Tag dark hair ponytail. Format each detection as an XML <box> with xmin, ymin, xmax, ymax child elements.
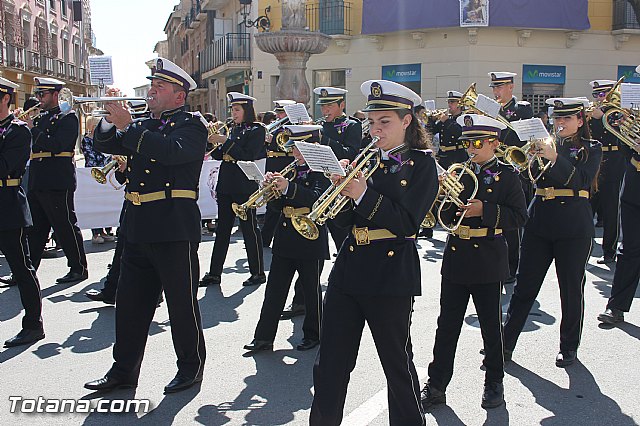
<box><xmin>394</xmin><ymin>109</ymin><xmax>432</xmax><ymax>150</ymax></box>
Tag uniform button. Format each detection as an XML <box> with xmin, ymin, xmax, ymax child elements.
<box><xmin>379</xmin><ymin>163</ymin><xmax>385</xmax><ymax>169</ymax></box>
<box><xmin>127</xmin><ymin>167</ymin><xmax>131</xmax><ymax>172</ymax></box>
<box><xmin>408</xmin><ymin>160</ymin><xmax>414</xmax><ymax>166</ymax></box>
<box><xmin>145</xmin><ymin>169</ymin><xmax>150</xmax><ymax>174</ymax></box>
<box><xmin>151</xmin><ymin>159</ymin><xmax>156</xmax><ymax>162</ymax></box>
<box><xmin>165</xmin><ymin>183</ymin><xmax>170</xmax><ymax>187</ymax></box>
<box><xmin>349</xmin><ymin>245</ymin><xmax>354</xmax><ymax>252</ymax></box>
<box><xmin>473</xmin><ymin>243</ymin><xmax>479</xmax><ymax>248</ymax></box>
<box><xmin>387</xmin><ymin>251</ymin><xmax>394</xmax><ymax>257</ymax></box>
<box><xmin>451</xmin><ymin>246</ymin><xmax>456</xmax><ymax>251</ymax></box>
<box><xmin>400</xmin><ymin>180</ymin><xmax>408</xmax><ymax>187</ymax></box>
<box><xmin>487</xmin><ymin>188</ymin><xmax>493</xmax><ymax>193</ymax></box>
<box><xmin>283</xmin><ymin>222</ymin><xmax>287</xmax><ymax>227</ymax></box>
<box><xmin>140</xmin><ymin>182</ymin><xmax>145</xmax><ymax>187</ymax></box>
<box><xmin>130</xmin><ymin>155</ymin><xmax>134</xmax><ymax>159</ymax></box>
<box><xmin>125</xmin><ymin>179</ymin><xmax>129</xmax><ymax>184</ymax></box>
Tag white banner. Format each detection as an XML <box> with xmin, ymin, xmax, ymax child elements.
<box><xmin>75</xmin><ymin>159</ymin><xmax>266</xmax><ymax>229</ymax></box>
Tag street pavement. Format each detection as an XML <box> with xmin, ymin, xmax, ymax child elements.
<box><xmin>0</xmin><ymin>226</ymin><xmax>638</xmax><ymax>425</ymax></box>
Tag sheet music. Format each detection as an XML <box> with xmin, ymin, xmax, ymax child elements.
<box><xmin>620</xmin><ymin>83</ymin><xmax>640</xmax><ymax>109</ymax></box>
<box><xmin>424</xmin><ymin>100</ymin><xmax>436</xmax><ymax>111</ymax></box>
<box><xmin>295</xmin><ymin>141</ymin><xmax>346</xmax><ymax>176</ymax></box>
<box><xmin>237</xmin><ymin>161</ymin><xmax>265</xmax><ymax>182</ymax></box>
<box><xmin>284</xmin><ymin>103</ymin><xmax>311</xmax><ymax>124</ymax></box>
<box><xmin>475</xmin><ymin>94</ymin><xmax>501</xmax><ymax>118</ymax></box>
<box><xmin>511</xmin><ymin>118</ymin><xmax>550</xmax><ymax>141</ymax></box>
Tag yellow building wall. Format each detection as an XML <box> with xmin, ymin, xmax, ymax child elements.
<box><xmin>589</xmin><ymin>0</ymin><xmax>613</xmax><ymax>31</ymax></box>
<box><xmin>258</xmin><ymin>0</ymin><xmax>362</xmax><ymax>35</ymax></box>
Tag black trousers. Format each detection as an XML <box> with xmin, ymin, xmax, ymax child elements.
<box><xmin>0</xmin><ymin>228</ymin><xmax>42</xmax><ymax>330</ymax></box>
<box><xmin>310</xmin><ymin>286</ymin><xmax>425</xmax><ymax>426</ymax></box>
<box><xmin>289</xmin><ymin>260</ymin><xmax>325</xmax><ymax>307</ymax></box>
<box><xmin>208</xmin><ymin>193</ymin><xmax>264</xmax><ymax>276</ymax></box>
<box><xmin>108</xmin><ymin>240</ymin><xmax>206</xmax><ymax>382</ymax></box>
<box><xmin>327</xmin><ymin>221</ymin><xmax>349</xmax><ymax>252</ymax></box>
<box><xmin>27</xmin><ymin>190</ymin><xmax>87</xmax><ymax>274</ymax></box>
<box><xmin>428</xmin><ymin>278</ymin><xmax>504</xmax><ymax>390</ymax></box>
<box><xmin>102</xmin><ymin>228</ymin><xmax>124</xmax><ymax>298</ymax></box>
<box><xmin>607</xmin><ymin>198</ymin><xmax>640</xmax><ymax>312</ymax></box>
<box><xmin>260</xmin><ymin>201</ymin><xmax>281</xmax><ymax>247</ymax></box>
<box><xmin>504</xmin><ymin>176</ymin><xmax>533</xmax><ymax>280</ymax></box>
<box><xmin>254</xmin><ymin>255</ymin><xmax>322</xmax><ymax>342</ymax></box>
<box><xmin>591</xmin><ymin>153</ymin><xmax>625</xmax><ymax>259</ymax></box>
<box><xmin>504</xmin><ymin>232</ymin><xmax>592</xmax><ymax>353</ymax></box>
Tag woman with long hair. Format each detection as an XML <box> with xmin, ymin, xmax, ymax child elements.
<box><xmin>503</xmin><ymin>98</ymin><xmax>602</xmax><ymax>367</ymax></box>
<box><xmin>200</xmin><ymin>92</ymin><xmax>266</xmax><ymax>287</ymax></box>
<box><xmin>310</xmin><ymin>80</ymin><xmax>439</xmax><ymax>426</ymax></box>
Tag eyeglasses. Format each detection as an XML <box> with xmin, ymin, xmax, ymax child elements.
<box><xmin>35</xmin><ymin>91</ymin><xmax>51</xmax><ymax>98</ymax></box>
<box><xmin>592</xmin><ymin>92</ymin><xmax>607</xmax><ymax>98</ymax></box>
<box><xmin>461</xmin><ymin>138</ymin><xmax>496</xmax><ymax>149</ymax></box>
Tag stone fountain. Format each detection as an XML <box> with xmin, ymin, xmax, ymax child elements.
<box><xmin>254</xmin><ymin>0</ymin><xmax>331</xmax><ymax>107</ymax></box>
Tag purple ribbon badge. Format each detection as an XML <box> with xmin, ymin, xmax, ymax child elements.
<box><xmin>483</xmin><ymin>169</ymin><xmax>501</xmax><ymax>185</ymax></box>
<box><xmin>334</xmin><ymin>121</ymin><xmax>349</xmax><ymax>134</ymax></box>
<box><xmin>569</xmin><ymin>146</ymin><xmax>582</xmax><ymax>160</ymax></box>
<box><xmin>388</xmin><ymin>152</ymin><xmax>410</xmax><ymax>174</ymax></box>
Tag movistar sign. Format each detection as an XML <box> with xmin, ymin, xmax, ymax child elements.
<box><xmin>522</xmin><ymin>64</ymin><xmax>566</xmax><ymax>84</ymax></box>
<box><xmin>617</xmin><ymin>65</ymin><xmax>640</xmax><ymax>84</ymax></box>
<box><xmin>382</xmin><ymin>63</ymin><xmax>421</xmax><ymax>83</ymax></box>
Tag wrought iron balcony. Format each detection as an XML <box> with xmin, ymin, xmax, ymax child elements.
<box><xmin>613</xmin><ymin>0</ymin><xmax>640</xmax><ymax>30</ymax></box>
<box><xmin>5</xmin><ymin>44</ymin><xmax>26</xmax><ymax>70</ymax></box>
<box><xmin>200</xmin><ymin>33</ymin><xmax>251</xmax><ymax>75</ymax></box>
<box><xmin>306</xmin><ymin>0</ymin><xmax>353</xmax><ymax>36</ymax></box>
<box><xmin>26</xmin><ymin>51</ymin><xmax>42</xmax><ymax>73</ymax></box>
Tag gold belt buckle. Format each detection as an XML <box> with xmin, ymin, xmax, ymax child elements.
<box><xmin>354</xmin><ymin>227</ymin><xmax>370</xmax><ymax>245</ymax></box>
<box><xmin>129</xmin><ymin>192</ymin><xmax>141</xmax><ymax>206</ymax></box>
<box><xmin>283</xmin><ymin>206</ymin><xmax>294</xmax><ymax>218</ymax></box>
<box><xmin>457</xmin><ymin>225</ymin><xmax>471</xmax><ymax>240</ymax></box>
<box><xmin>543</xmin><ymin>187</ymin><xmax>555</xmax><ymax>200</ymax></box>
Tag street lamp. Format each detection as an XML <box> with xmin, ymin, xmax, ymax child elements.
<box><xmin>238</xmin><ymin>0</ymin><xmax>271</xmax><ymax>31</ymax></box>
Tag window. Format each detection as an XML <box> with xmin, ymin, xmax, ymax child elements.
<box><xmin>312</xmin><ymin>69</ymin><xmax>346</xmax><ymax>118</ymax></box>
<box><xmin>522</xmin><ymin>84</ymin><xmax>564</xmax><ymax>115</ymax></box>
<box><xmin>49</xmin><ymin>0</ymin><xmax>56</xmax><ymax>12</ymax></box>
<box><xmin>61</xmin><ymin>0</ymin><xmax>68</xmax><ymax>17</ymax></box>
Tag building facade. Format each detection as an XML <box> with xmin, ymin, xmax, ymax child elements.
<box><xmin>0</xmin><ymin>0</ymin><xmax>99</xmax><ymax>108</ymax></box>
<box><xmin>161</xmin><ymin>0</ymin><xmax>640</xmax><ymax>118</ymax></box>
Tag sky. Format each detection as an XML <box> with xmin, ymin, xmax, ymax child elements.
<box><xmin>89</xmin><ymin>0</ymin><xmax>178</xmax><ymax>96</ymax></box>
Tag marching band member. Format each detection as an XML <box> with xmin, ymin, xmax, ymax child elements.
<box><xmin>25</xmin><ymin>77</ymin><xmax>88</xmax><ymax>283</ymax></box>
<box><xmin>200</xmin><ymin>92</ymin><xmax>266</xmax><ymax>287</ymax></box>
<box><xmin>244</xmin><ymin>124</ymin><xmax>329</xmax><ymax>353</ymax></box>
<box><xmin>598</xmin><ymin>66</ymin><xmax>640</xmax><ymax>324</ymax></box>
<box><xmin>588</xmin><ymin>79</ymin><xmax>625</xmax><ymax>264</ymax></box>
<box><xmin>314</xmin><ymin>86</ymin><xmax>363</xmax><ymax>248</ymax></box>
<box><xmin>421</xmin><ymin>114</ymin><xmax>527</xmax><ymax>410</ymax></box>
<box><xmin>433</xmin><ymin>90</ymin><xmax>467</xmax><ymax>169</ymax></box>
<box><xmin>261</xmin><ymin>99</ymin><xmax>295</xmax><ymax>247</ymax></box>
<box><xmin>86</xmin><ymin>57</ymin><xmax>207</xmax><ymax>393</ymax></box>
<box><xmin>489</xmin><ymin>71</ymin><xmax>534</xmax><ymax>285</ymax></box>
<box><xmin>503</xmin><ymin>98</ymin><xmax>602</xmax><ymax>367</ymax></box>
<box><xmin>310</xmin><ymin>80</ymin><xmax>438</xmax><ymax>426</ymax></box>
<box><xmin>0</xmin><ymin>77</ymin><xmax>44</xmax><ymax>347</ymax></box>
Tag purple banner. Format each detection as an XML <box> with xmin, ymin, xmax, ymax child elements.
<box><xmin>362</xmin><ymin>0</ymin><xmax>590</xmax><ymax>34</ymax></box>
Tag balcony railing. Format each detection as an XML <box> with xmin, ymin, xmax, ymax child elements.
<box><xmin>69</xmin><ymin>64</ymin><xmax>77</xmax><ymax>80</ymax></box>
<box><xmin>80</xmin><ymin>67</ymin><xmax>87</xmax><ymax>83</ymax></box>
<box><xmin>6</xmin><ymin>44</ymin><xmax>26</xmax><ymax>69</ymax></box>
<box><xmin>306</xmin><ymin>1</ymin><xmax>352</xmax><ymax>36</ymax></box>
<box><xmin>26</xmin><ymin>50</ymin><xmax>42</xmax><ymax>72</ymax></box>
<box><xmin>613</xmin><ymin>0</ymin><xmax>640</xmax><ymax>30</ymax></box>
<box><xmin>57</xmin><ymin>60</ymin><xmax>66</xmax><ymax>78</ymax></box>
<box><xmin>200</xmin><ymin>33</ymin><xmax>251</xmax><ymax>74</ymax></box>
<box><xmin>44</xmin><ymin>56</ymin><xmax>55</xmax><ymax>75</ymax></box>
<box><xmin>191</xmin><ymin>70</ymin><xmax>208</xmax><ymax>90</ymax></box>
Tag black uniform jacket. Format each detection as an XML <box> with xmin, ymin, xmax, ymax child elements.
<box><xmin>433</xmin><ymin>113</ymin><xmax>467</xmax><ymax>166</ymax></box>
<box><xmin>271</xmin><ymin>163</ymin><xmax>331</xmax><ymax>260</ymax></box>
<box><xmin>621</xmin><ymin>146</ymin><xmax>640</xmax><ymax>207</ymax></box>
<box><xmin>329</xmin><ymin>145</ymin><xmax>439</xmax><ymax>296</ymax></box>
<box><xmin>29</xmin><ymin>106</ymin><xmax>79</xmax><ymax>191</ymax></box>
<box><xmin>0</xmin><ymin>114</ymin><xmax>32</xmax><ymax>230</ymax></box>
<box><xmin>440</xmin><ymin>158</ymin><xmax>528</xmax><ymax>284</ymax></box>
<box><xmin>265</xmin><ymin>126</ymin><xmax>295</xmax><ymax>173</ymax></box>
<box><xmin>212</xmin><ymin>122</ymin><xmax>265</xmax><ymax>195</ymax></box>
<box><xmin>93</xmin><ymin>106</ymin><xmax>207</xmax><ymax>243</ymax></box>
<box><xmin>321</xmin><ymin>115</ymin><xmax>362</xmax><ymax>161</ymax></box>
<box><xmin>499</xmin><ymin>97</ymin><xmax>533</xmax><ymax>148</ymax></box>
<box><xmin>528</xmin><ymin>137</ymin><xmax>602</xmax><ymax>240</ymax></box>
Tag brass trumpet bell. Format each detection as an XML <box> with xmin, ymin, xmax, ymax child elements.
<box><xmin>601</xmin><ymin>77</ymin><xmax>640</xmax><ymax>154</ymax></box>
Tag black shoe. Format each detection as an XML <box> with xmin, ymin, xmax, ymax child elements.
<box><xmin>84</xmin><ymin>376</ymin><xmax>137</xmax><ymax>392</ymax></box>
<box><xmin>164</xmin><ymin>373</ymin><xmax>203</xmax><ymax>394</ymax></box>
<box><xmin>597</xmin><ymin>308</ymin><xmax>624</xmax><ymax>324</ymax></box>
<box><xmin>555</xmin><ymin>350</ymin><xmax>577</xmax><ymax>367</ymax></box>
<box><xmin>297</xmin><ymin>338</ymin><xmax>319</xmax><ymax>351</ymax></box>
<box><xmin>420</xmin><ymin>383</ymin><xmax>446</xmax><ymax>409</ymax></box>
<box><xmin>597</xmin><ymin>256</ymin><xmax>616</xmax><ymax>265</ymax></box>
<box><xmin>56</xmin><ymin>270</ymin><xmax>88</xmax><ymax>284</ymax></box>
<box><xmin>85</xmin><ymin>289</ymin><xmax>115</xmax><ymax>305</ymax></box>
<box><xmin>0</xmin><ymin>274</ymin><xmax>16</xmax><ymax>286</ymax></box>
<box><xmin>243</xmin><ymin>340</ymin><xmax>273</xmax><ymax>352</ymax></box>
<box><xmin>243</xmin><ymin>274</ymin><xmax>266</xmax><ymax>287</ymax></box>
<box><xmin>280</xmin><ymin>303</ymin><xmax>306</xmax><ymax>320</ymax></box>
<box><xmin>481</xmin><ymin>382</ymin><xmax>504</xmax><ymax>409</ymax></box>
<box><xmin>4</xmin><ymin>328</ymin><xmax>45</xmax><ymax>347</ymax></box>
<box><xmin>199</xmin><ymin>272</ymin><xmax>221</xmax><ymax>287</ymax></box>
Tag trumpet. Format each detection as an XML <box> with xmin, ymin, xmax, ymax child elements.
<box><xmin>15</xmin><ymin>103</ymin><xmax>41</xmax><ymax>120</ymax></box>
<box><xmin>291</xmin><ymin>137</ymin><xmax>381</xmax><ymax>240</ymax></box>
<box><xmin>526</xmin><ymin>127</ymin><xmax>562</xmax><ymax>183</ymax></box>
<box><xmin>421</xmin><ymin>108</ymin><xmax>449</xmax><ymax>122</ymax></box>
<box><xmin>91</xmin><ymin>156</ymin><xmax>126</xmax><ymax>190</ymax></box>
<box><xmin>205</xmin><ymin>121</ymin><xmax>231</xmax><ymax>155</ymax></box>
<box><xmin>458</xmin><ymin>82</ymin><xmax>517</xmax><ymax>134</ymax></box>
<box><xmin>314</xmin><ymin>115</ymin><xmax>328</xmax><ymax>125</ymax></box>
<box><xmin>59</xmin><ymin>88</ymin><xmax>148</xmax><ymax>117</ymax></box>
<box><xmin>231</xmin><ymin>161</ymin><xmax>297</xmax><ymax>221</ymax></box>
<box><xmin>265</xmin><ymin>116</ymin><xmax>289</xmax><ymax>134</ymax></box>
<box><xmin>601</xmin><ymin>77</ymin><xmax>640</xmax><ymax>154</ymax></box>
<box><xmin>436</xmin><ymin>157</ymin><xmax>479</xmax><ymax>232</ymax></box>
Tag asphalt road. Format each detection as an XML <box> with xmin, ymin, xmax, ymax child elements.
<box><xmin>0</xmin><ymin>227</ymin><xmax>638</xmax><ymax>425</ymax></box>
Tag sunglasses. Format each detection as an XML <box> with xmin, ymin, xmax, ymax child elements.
<box><xmin>35</xmin><ymin>91</ymin><xmax>52</xmax><ymax>98</ymax></box>
<box><xmin>592</xmin><ymin>92</ymin><xmax>607</xmax><ymax>98</ymax></box>
<box><xmin>461</xmin><ymin>138</ymin><xmax>496</xmax><ymax>149</ymax></box>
